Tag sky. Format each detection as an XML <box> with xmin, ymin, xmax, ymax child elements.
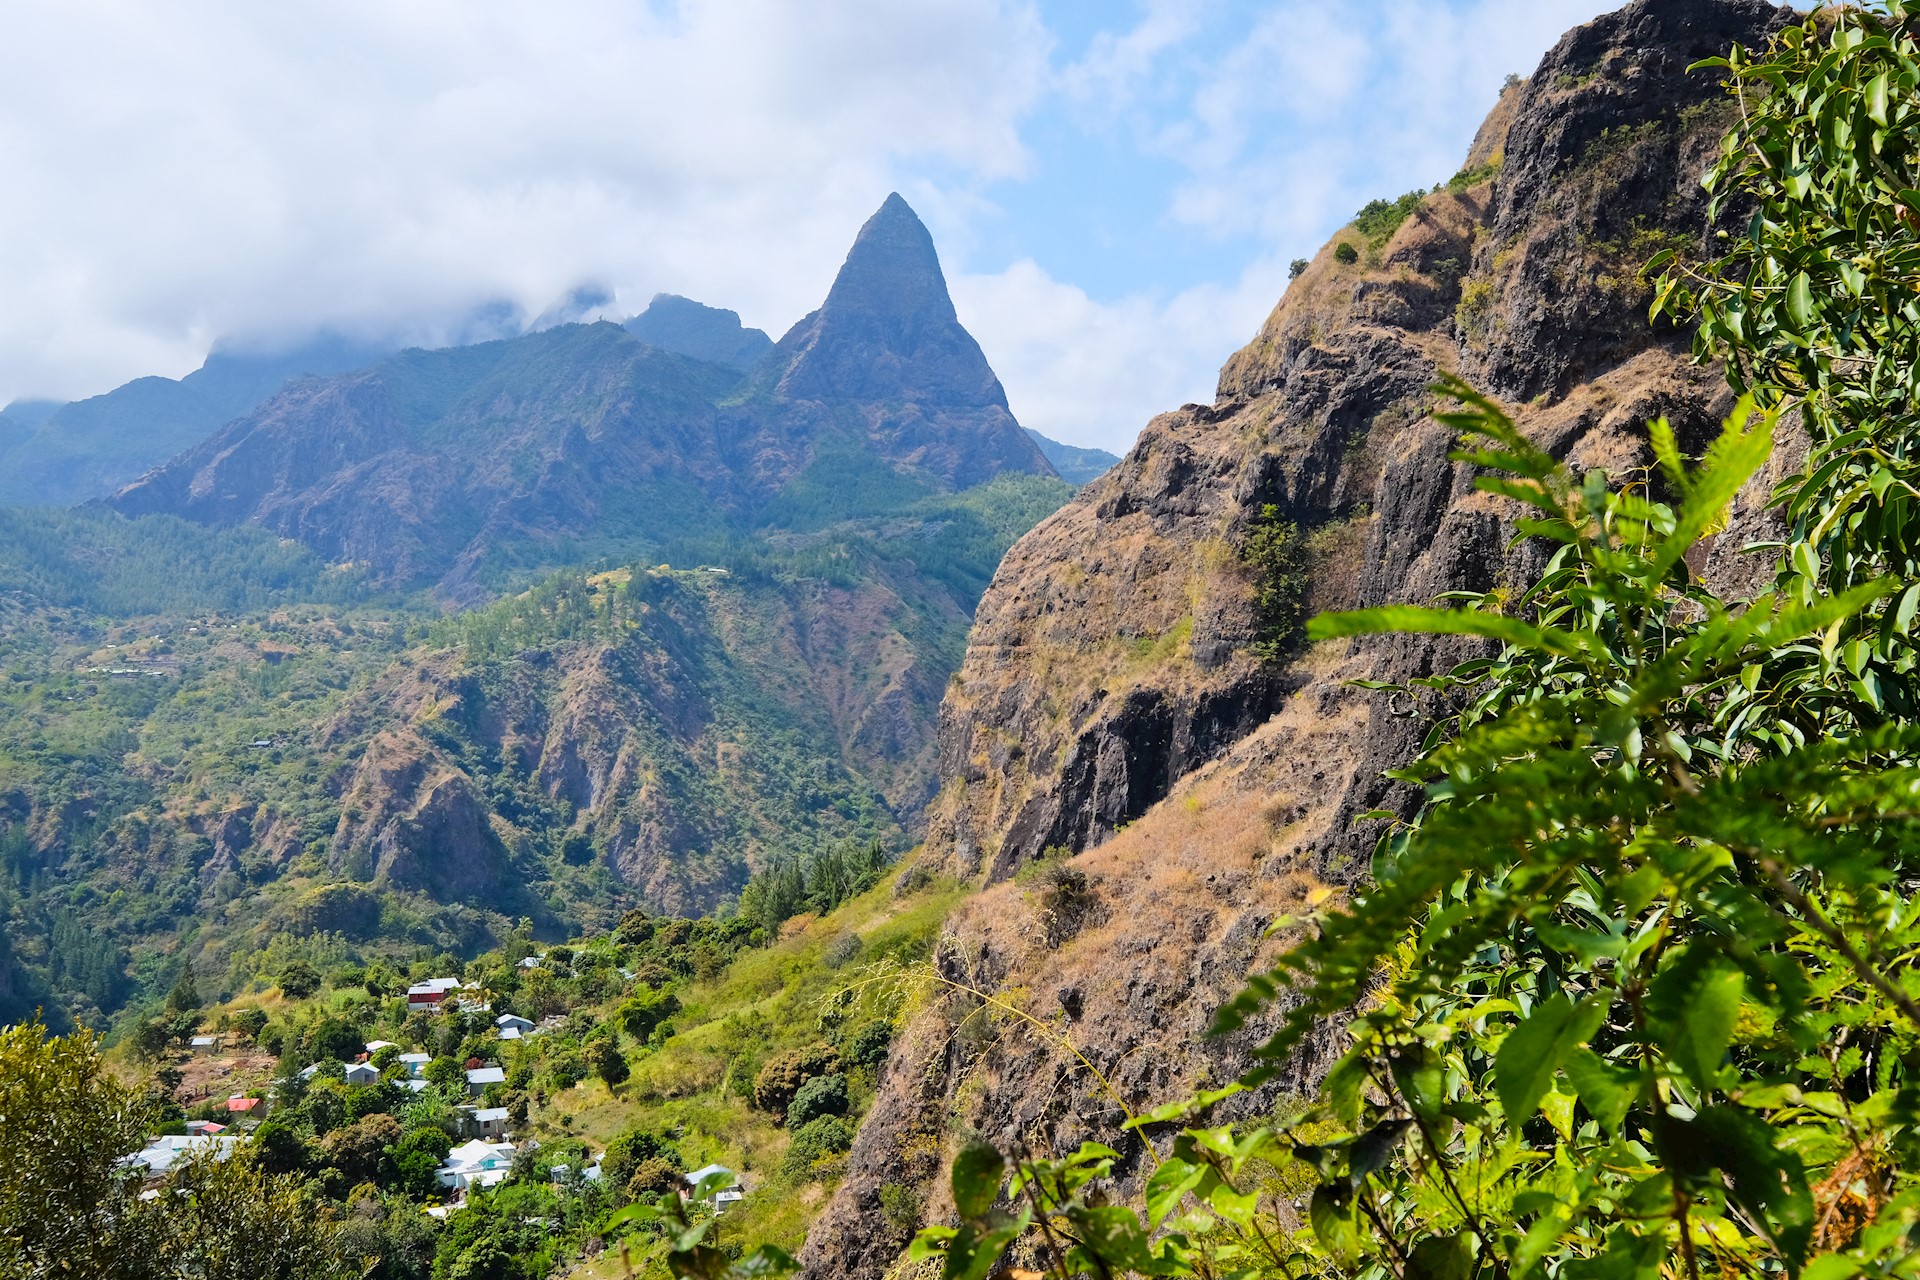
<box><xmin>0</xmin><ymin>0</ymin><xmax>1625</xmax><ymax>453</ymax></box>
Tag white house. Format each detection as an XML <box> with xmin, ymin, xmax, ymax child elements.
<box><xmin>685</xmin><ymin>1163</ymin><xmax>745</xmax><ymax>1212</ymax></box>
<box><xmin>365</xmin><ymin>1040</ymin><xmax>397</xmax><ymax>1054</ymax></box>
<box><xmin>465</xmin><ymin>1065</ymin><xmax>506</xmax><ymax>1097</ymax></box>
<box><xmin>436</xmin><ymin>1139</ymin><xmax>517</xmax><ymax>1192</ymax></box>
<box><xmin>343</xmin><ymin>1062</ymin><xmax>381</xmax><ymax>1086</ymax></box>
<box><xmin>125</xmin><ymin>1134</ymin><xmax>240</xmax><ymax>1179</ymax></box>
<box><xmin>496</xmin><ymin>1013</ymin><xmax>534</xmax><ymax>1036</ymax></box>
<box><xmin>397</xmin><ymin>1052</ymin><xmax>431</xmax><ymax>1078</ymax></box>
<box><xmin>517</xmin><ymin>955</ymin><xmax>542</xmax><ymax>970</ymax></box>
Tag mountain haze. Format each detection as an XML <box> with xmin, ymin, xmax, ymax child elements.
<box><xmin>0</xmin><ymin>335</ymin><xmax>394</xmax><ymax>507</ymax></box>
<box><xmin>110</xmin><ymin>194</ymin><xmax>1056</xmax><ymax>599</ymax></box>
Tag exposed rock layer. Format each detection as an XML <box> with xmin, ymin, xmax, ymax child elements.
<box><xmin>802</xmin><ymin>2</ymin><xmax>1791</xmax><ymax>1273</ymax></box>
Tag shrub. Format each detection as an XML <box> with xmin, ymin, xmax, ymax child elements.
<box><xmin>1288</xmin><ymin>258</ymin><xmax>1309</xmax><ymax>279</ymax></box>
<box><xmin>783</xmin><ymin>1116</ymin><xmax>854</xmax><ymax>1177</ymax></box>
<box><xmin>843</xmin><ymin>1019</ymin><xmax>893</xmax><ymax>1072</ymax></box>
<box><xmin>625</xmin><ymin>1157</ymin><xmax>683</xmax><ymax>1202</ymax></box>
<box><xmin>822</xmin><ymin>932</ymin><xmax>863</xmax><ymax>969</ymax></box>
<box><xmin>1352</xmin><ymin>188</ymin><xmax>1427</xmax><ymax>243</ymax></box>
<box><xmin>1333</xmin><ymin>241</ymin><xmax>1359</xmax><ymax>265</ymax></box>
<box><xmin>753</xmin><ymin>1043</ymin><xmax>840</xmax><ymax>1115</ymax></box>
<box><xmin>879</xmin><ymin>1181</ymin><xmax>920</xmax><ymax>1233</ymax></box>
<box><xmin>1455</xmin><ymin>277</ymin><xmax>1497</xmax><ymax>344</ymax></box>
<box><xmin>786</xmin><ymin>1073</ymin><xmax>848</xmax><ymax>1128</ymax></box>
<box><xmin>1241</xmin><ymin>504</ymin><xmax>1310</xmax><ymax>663</ymax></box>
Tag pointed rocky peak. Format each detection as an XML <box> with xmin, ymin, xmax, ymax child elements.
<box><xmin>816</xmin><ymin>192</ymin><xmax>958</xmax><ymax>328</ymax></box>
<box><xmin>772</xmin><ymin>194</ymin><xmax>1007</xmax><ymax>411</ymax></box>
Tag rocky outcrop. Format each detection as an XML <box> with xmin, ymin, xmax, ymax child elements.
<box><xmin>107</xmin><ymin>196</ymin><xmax>1055</xmax><ymax>599</ymax></box>
<box><xmin>803</xmin><ymin>2</ymin><xmax>1790</xmax><ymax>1274</ymax></box>
<box><xmin>623</xmin><ymin>294</ymin><xmax>774</xmax><ymax>372</ymax></box>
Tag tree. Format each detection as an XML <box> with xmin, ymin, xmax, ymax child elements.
<box><xmin>250</xmin><ymin>1120</ymin><xmax>308</xmax><ymax>1176</ymax></box>
<box><xmin>0</xmin><ymin>1020</ymin><xmax>156</xmax><ymax>1278</ymax></box>
<box><xmin>166</xmin><ymin>967</ymin><xmax>201</xmax><ymax>1013</ymax></box>
<box><xmin>306</xmin><ymin>1016</ymin><xmax>365</xmax><ymax>1064</ymax></box>
<box><xmin>228</xmin><ymin>1007</ymin><xmax>268</xmax><ymax>1043</ymax></box>
<box><xmin>277</xmin><ymin>960</ymin><xmax>322</xmax><ymax>1000</ymax></box>
<box><xmin>752</xmin><ymin>1043</ymin><xmax>840</xmax><ymax>1117</ymax></box>
<box><xmin>128</xmin><ymin>1018</ymin><xmax>171</xmax><ymax>1064</ymax></box>
<box><xmin>785</xmin><ymin>1073</ymin><xmax>847</xmax><ymax>1128</ymax></box>
<box><xmin>614</xmin><ymin>985</ymin><xmax>678</xmax><ymax>1042</ymax></box>
<box><xmin>423</xmin><ymin>1055</ymin><xmax>466</xmax><ymax>1093</ymax></box>
<box><xmin>0</xmin><ymin>1020</ymin><xmax>350</xmax><ymax>1278</ymax></box>
<box><xmin>601</xmin><ymin>1125</ymin><xmax>682</xmax><ymax>1191</ymax></box>
<box><xmin>586</xmin><ymin>1035</ymin><xmax>629</xmax><ymax>1088</ymax></box>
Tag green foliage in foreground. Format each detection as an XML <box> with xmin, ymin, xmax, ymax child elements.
<box><xmin>917</xmin><ymin>7</ymin><xmax>1920</xmax><ymax>1278</ymax></box>
<box><xmin>0</xmin><ymin>1019</ymin><xmax>352</xmax><ymax>1278</ymax></box>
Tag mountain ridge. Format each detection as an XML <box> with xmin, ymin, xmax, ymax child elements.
<box><xmin>107</xmin><ymin>195</ymin><xmax>1057</xmax><ymax>599</ymax></box>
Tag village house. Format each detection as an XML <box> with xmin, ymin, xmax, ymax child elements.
<box><xmin>125</xmin><ymin>1134</ymin><xmax>240</xmax><ymax>1180</ymax></box>
<box><xmin>225</xmin><ymin>1096</ymin><xmax>261</xmax><ymax>1120</ymax></box>
<box><xmin>397</xmin><ymin>1052</ymin><xmax>431</xmax><ymax>1077</ymax></box>
<box><xmin>496</xmin><ymin>1013</ymin><xmax>534</xmax><ymax>1036</ymax></box>
<box><xmin>406</xmin><ymin>978</ymin><xmax>462</xmax><ymax>1012</ymax></box>
<box><xmin>342</xmin><ymin>1061</ymin><xmax>380</xmax><ymax>1086</ymax></box>
<box><xmin>435</xmin><ymin>1139</ymin><xmax>516</xmax><ymax>1192</ymax></box>
<box><xmin>685</xmin><ymin>1163</ymin><xmax>745</xmax><ymax>1213</ymax></box>
<box><xmin>464</xmin><ymin>1065</ymin><xmax>505</xmax><ymax>1097</ymax></box>
<box><xmin>468</xmin><ymin>1107</ymin><xmax>510</xmax><ymax>1141</ymax></box>
<box><xmin>188</xmin><ymin>1034</ymin><xmax>222</xmax><ymax>1056</ymax></box>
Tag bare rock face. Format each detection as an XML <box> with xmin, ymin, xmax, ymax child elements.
<box><xmin>803</xmin><ymin>2</ymin><xmax>1790</xmax><ymax>1274</ymax></box>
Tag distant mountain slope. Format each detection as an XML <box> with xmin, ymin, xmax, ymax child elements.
<box><xmin>624</xmin><ymin>294</ymin><xmax>774</xmax><ymax>372</ymax></box>
<box><xmin>1023</xmin><ymin>428</ymin><xmax>1120</xmax><ymax>486</ymax></box>
<box><xmin>0</xmin><ymin>196</ymin><xmax>1075</xmax><ymax>1028</ymax></box>
<box><xmin>110</xmin><ymin>195</ymin><xmax>1057</xmax><ymax>600</ymax></box>
<box><xmin>0</xmin><ymin>335</ymin><xmax>393</xmax><ymax>506</ymax></box>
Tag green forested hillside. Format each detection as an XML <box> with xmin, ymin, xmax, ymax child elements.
<box><xmin>0</xmin><ymin>471</ymin><xmax>1070</xmax><ymax>1032</ymax></box>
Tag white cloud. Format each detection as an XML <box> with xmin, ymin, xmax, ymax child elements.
<box><xmin>946</xmin><ymin>0</ymin><xmax>1618</xmax><ymax>454</ymax></box>
<box><xmin>0</xmin><ymin>0</ymin><xmax>1048</xmax><ymax>400</ymax></box>
<box><xmin>953</xmin><ymin>254</ymin><xmax>1290</xmax><ymax>454</ymax></box>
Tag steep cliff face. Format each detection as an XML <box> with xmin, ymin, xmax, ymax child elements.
<box><xmin>803</xmin><ymin>2</ymin><xmax>1790</xmax><ymax>1273</ymax></box>
<box><xmin>107</xmin><ymin>196</ymin><xmax>1054</xmax><ymax>600</ymax></box>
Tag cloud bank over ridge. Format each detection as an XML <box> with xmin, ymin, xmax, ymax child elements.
<box><xmin>0</xmin><ymin>0</ymin><xmax>1615</xmax><ymax>452</ymax></box>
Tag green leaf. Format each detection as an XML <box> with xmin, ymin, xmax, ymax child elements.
<box><xmin>1407</xmin><ymin>1233</ymin><xmax>1474</xmax><ymax>1280</ymax></box>
<box><xmin>1646</xmin><ymin>948</ymin><xmax>1744</xmax><ymax>1094</ymax></box>
<box><xmin>1308</xmin><ymin>605</ymin><xmax>1594</xmax><ymax>659</ymax></box>
<box><xmin>1348</xmin><ymin>1118</ymin><xmax>1414</xmax><ymax>1180</ymax></box>
<box><xmin>1145</xmin><ymin>1158</ymin><xmax>1207</xmax><ymax>1228</ymax></box>
<box><xmin>949</xmin><ymin>1142</ymin><xmax>1004</xmax><ymax>1222</ymax></box>
<box><xmin>1308</xmin><ymin>1183</ymin><xmax>1362</xmax><ymax>1261</ymax></box>
<box><xmin>1786</xmin><ymin>272</ymin><xmax>1816</xmax><ymax>332</ymax></box>
<box><xmin>1565</xmin><ymin>1046</ymin><xmax>1637</xmax><ymax>1134</ymax></box>
<box><xmin>1867</xmin><ymin>71</ymin><xmax>1890</xmax><ymax>126</ymax></box>
<box><xmin>1494</xmin><ymin>993</ymin><xmax>1606</xmax><ymax>1125</ymax></box>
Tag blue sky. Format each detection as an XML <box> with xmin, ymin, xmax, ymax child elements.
<box><xmin>0</xmin><ymin>0</ymin><xmax>1636</xmax><ymax>452</ymax></box>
